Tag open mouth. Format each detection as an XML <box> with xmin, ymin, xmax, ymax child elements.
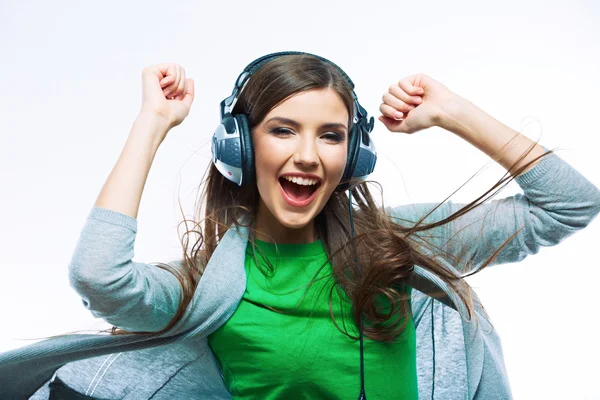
<box><xmin>278</xmin><ymin>176</ymin><xmax>322</xmax><ymax>207</ymax></box>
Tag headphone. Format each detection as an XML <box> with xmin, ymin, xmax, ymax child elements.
<box><xmin>211</xmin><ymin>51</ymin><xmax>377</xmax><ymax>188</ymax></box>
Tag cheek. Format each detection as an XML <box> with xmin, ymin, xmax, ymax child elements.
<box><xmin>323</xmin><ymin>145</ymin><xmax>348</xmax><ymax>182</ymax></box>
<box><xmin>253</xmin><ymin>139</ymin><xmax>288</xmax><ymax>198</ymax></box>
<box><xmin>254</xmin><ymin>156</ymin><xmax>276</xmax><ymax>191</ymax></box>
<box><xmin>254</xmin><ymin>138</ymin><xmax>286</xmax><ymax>176</ymax></box>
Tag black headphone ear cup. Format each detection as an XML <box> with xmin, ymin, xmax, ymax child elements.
<box><xmin>235</xmin><ymin>113</ymin><xmax>254</xmax><ymax>186</ymax></box>
<box><xmin>342</xmin><ymin>125</ymin><xmax>360</xmax><ymax>184</ymax></box>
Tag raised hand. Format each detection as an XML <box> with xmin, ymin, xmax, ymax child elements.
<box><xmin>140</xmin><ymin>63</ymin><xmax>195</xmax><ymax>130</ymax></box>
<box><xmin>378</xmin><ymin>73</ymin><xmax>456</xmax><ymax>134</ymax></box>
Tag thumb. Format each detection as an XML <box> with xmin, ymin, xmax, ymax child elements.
<box><xmin>378</xmin><ymin>115</ymin><xmax>410</xmax><ymax>133</ymax></box>
<box><xmin>181</xmin><ymin>78</ymin><xmax>195</xmax><ymax>108</ymax></box>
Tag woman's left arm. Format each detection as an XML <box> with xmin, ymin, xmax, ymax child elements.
<box><xmin>437</xmin><ymin>95</ymin><xmax>547</xmax><ymax>174</ymax></box>
<box><xmin>379</xmin><ymin>73</ymin><xmax>546</xmax><ymax>174</ymax></box>
<box><xmin>379</xmin><ymin>74</ymin><xmax>600</xmax><ymax>271</ymax></box>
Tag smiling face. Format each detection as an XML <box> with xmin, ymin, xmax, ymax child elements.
<box><xmin>252</xmin><ymin>87</ymin><xmax>349</xmax><ymax>243</ymax></box>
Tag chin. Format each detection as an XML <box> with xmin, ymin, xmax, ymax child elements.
<box><xmin>255</xmin><ymin>190</ymin><xmax>330</xmax><ymax>240</ymax></box>
<box><xmin>275</xmin><ymin>210</ymin><xmax>317</xmax><ymax>229</ymax></box>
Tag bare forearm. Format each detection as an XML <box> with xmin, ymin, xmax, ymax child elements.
<box><xmin>437</xmin><ymin>96</ymin><xmax>546</xmax><ymax>175</ymax></box>
<box><xmin>94</xmin><ymin>113</ymin><xmax>170</xmax><ymax>219</ymax></box>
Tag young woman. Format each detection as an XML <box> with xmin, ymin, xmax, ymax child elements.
<box><xmin>1</xmin><ymin>51</ymin><xmax>599</xmax><ymax>399</ymax></box>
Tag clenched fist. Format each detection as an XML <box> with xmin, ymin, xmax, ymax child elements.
<box><xmin>378</xmin><ymin>73</ymin><xmax>457</xmax><ymax>134</ymax></box>
<box><xmin>140</xmin><ymin>63</ymin><xmax>195</xmax><ymax>130</ymax></box>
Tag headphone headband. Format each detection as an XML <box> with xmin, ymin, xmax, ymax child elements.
<box><xmin>222</xmin><ymin>51</ymin><xmax>356</xmax><ymax>118</ymax></box>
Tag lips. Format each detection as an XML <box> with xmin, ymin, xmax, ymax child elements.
<box><xmin>279</xmin><ymin>176</ymin><xmax>322</xmax><ymax>207</ymax></box>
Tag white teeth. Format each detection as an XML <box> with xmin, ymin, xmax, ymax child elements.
<box><xmin>283</xmin><ymin>176</ymin><xmax>319</xmax><ymax>186</ymax></box>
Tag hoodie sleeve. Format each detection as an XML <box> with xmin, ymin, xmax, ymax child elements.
<box><xmin>387</xmin><ymin>150</ymin><xmax>600</xmax><ymax>274</ymax></box>
<box><xmin>68</xmin><ymin>207</ymin><xmax>182</xmax><ymax>332</ymax></box>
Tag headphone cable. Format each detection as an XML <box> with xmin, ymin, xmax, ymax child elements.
<box><xmin>348</xmin><ymin>190</ymin><xmax>367</xmax><ymax>400</ymax></box>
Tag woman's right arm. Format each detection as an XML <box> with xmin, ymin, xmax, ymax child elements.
<box><xmin>94</xmin><ymin>114</ymin><xmax>169</xmax><ymax>220</ymax></box>
<box><xmin>69</xmin><ymin>64</ymin><xmax>195</xmax><ymax>333</ymax></box>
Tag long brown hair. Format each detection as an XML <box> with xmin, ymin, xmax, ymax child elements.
<box><xmin>110</xmin><ymin>54</ymin><xmax>551</xmax><ymax>342</ymax></box>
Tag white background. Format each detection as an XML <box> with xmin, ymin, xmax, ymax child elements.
<box><xmin>1</xmin><ymin>0</ymin><xmax>599</xmax><ymax>398</ymax></box>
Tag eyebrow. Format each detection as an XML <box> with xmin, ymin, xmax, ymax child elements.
<box><xmin>265</xmin><ymin>117</ymin><xmax>348</xmax><ymax>133</ymax></box>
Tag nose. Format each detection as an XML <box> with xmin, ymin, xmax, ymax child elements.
<box><xmin>293</xmin><ymin>135</ymin><xmax>319</xmax><ymax>168</ymax></box>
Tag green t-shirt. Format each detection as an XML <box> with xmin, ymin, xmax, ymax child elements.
<box><xmin>207</xmin><ymin>239</ymin><xmax>418</xmax><ymax>399</ymax></box>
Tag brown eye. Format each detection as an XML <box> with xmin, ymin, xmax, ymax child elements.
<box><xmin>270</xmin><ymin>128</ymin><xmax>294</xmax><ymax>136</ymax></box>
<box><xmin>322</xmin><ymin>132</ymin><xmax>344</xmax><ymax>143</ymax></box>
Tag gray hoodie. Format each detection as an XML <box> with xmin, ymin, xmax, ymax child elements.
<box><xmin>1</xmin><ymin>150</ymin><xmax>599</xmax><ymax>399</ymax></box>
